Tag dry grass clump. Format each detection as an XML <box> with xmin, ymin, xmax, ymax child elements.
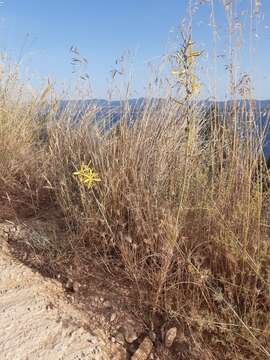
<box><xmin>0</xmin><ymin>3</ymin><xmax>270</xmax><ymax>354</ymax></box>
<box><xmin>0</xmin><ymin>71</ymin><xmax>53</xmax><ymax>218</ymax></box>
<box><xmin>1</xmin><ymin>74</ymin><xmax>269</xmax><ymax>358</ymax></box>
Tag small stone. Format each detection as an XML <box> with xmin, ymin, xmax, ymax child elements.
<box><xmin>73</xmin><ymin>281</ymin><xmax>80</xmax><ymax>293</ymax></box>
<box><xmin>110</xmin><ymin>313</ymin><xmax>117</xmax><ymax>322</ymax></box>
<box><xmin>164</xmin><ymin>327</ymin><xmax>177</xmax><ymax>348</ymax></box>
<box><xmin>103</xmin><ymin>300</ymin><xmax>111</xmax><ymax>308</ymax></box>
<box><xmin>131</xmin><ymin>337</ymin><xmax>153</xmax><ymax>360</ymax></box>
<box><xmin>122</xmin><ymin>324</ymin><xmax>138</xmax><ymax>344</ymax></box>
<box><xmin>65</xmin><ymin>279</ymin><xmax>73</xmax><ymax>290</ymax></box>
<box><xmin>115</xmin><ymin>332</ymin><xmax>125</xmax><ymax>346</ymax></box>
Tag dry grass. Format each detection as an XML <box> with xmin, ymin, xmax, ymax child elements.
<box><xmin>0</xmin><ymin>79</ymin><xmax>270</xmax><ymax>359</ymax></box>
<box><xmin>0</xmin><ymin>2</ymin><xmax>270</xmax><ymax>357</ymax></box>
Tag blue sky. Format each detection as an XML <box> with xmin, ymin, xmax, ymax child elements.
<box><xmin>0</xmin><ymin>0</ymin><xmax>269</xmax><ymax>99</ymax></box>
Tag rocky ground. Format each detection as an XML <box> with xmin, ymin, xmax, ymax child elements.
<box><xmin>0</xmin><ymin>241</ymin><xmax>124</xmax><ymax>359</ymax></box>
<box><xmin>0</xmin><ymin>221</ymin><xmax>178</xmax><ymax>360</ymax></box>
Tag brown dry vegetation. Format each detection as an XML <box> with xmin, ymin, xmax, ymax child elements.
<box><xmin>1</xmin><ymin>73</ymin><xmax>270</xmax><ymax>359</ymax></box>
<box><xmin>1</xmin><ymin>1</ymin><xmax>270</xmax><ymax>359</ymax></box>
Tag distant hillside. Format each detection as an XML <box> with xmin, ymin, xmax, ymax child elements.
<box><xmin>58</xmin><ymin>98</ymin><xmax>270</xmax><ymax>158</ymax></box>
<box><xmin>59</xmin><ymin>99</ymin><xmax>270</xmax><ymax>122</ymax></box>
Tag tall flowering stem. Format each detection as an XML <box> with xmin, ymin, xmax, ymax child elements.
<box><xmin>172</xmin><ymin>33</ymin><xmax>203</xmax><ymax>206</ymax></box>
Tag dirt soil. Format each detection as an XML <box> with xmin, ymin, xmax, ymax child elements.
<box><xmin>0</xmin><ymin>230</ymin><xmax>127</xmax><ymax>360</ymax></box>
